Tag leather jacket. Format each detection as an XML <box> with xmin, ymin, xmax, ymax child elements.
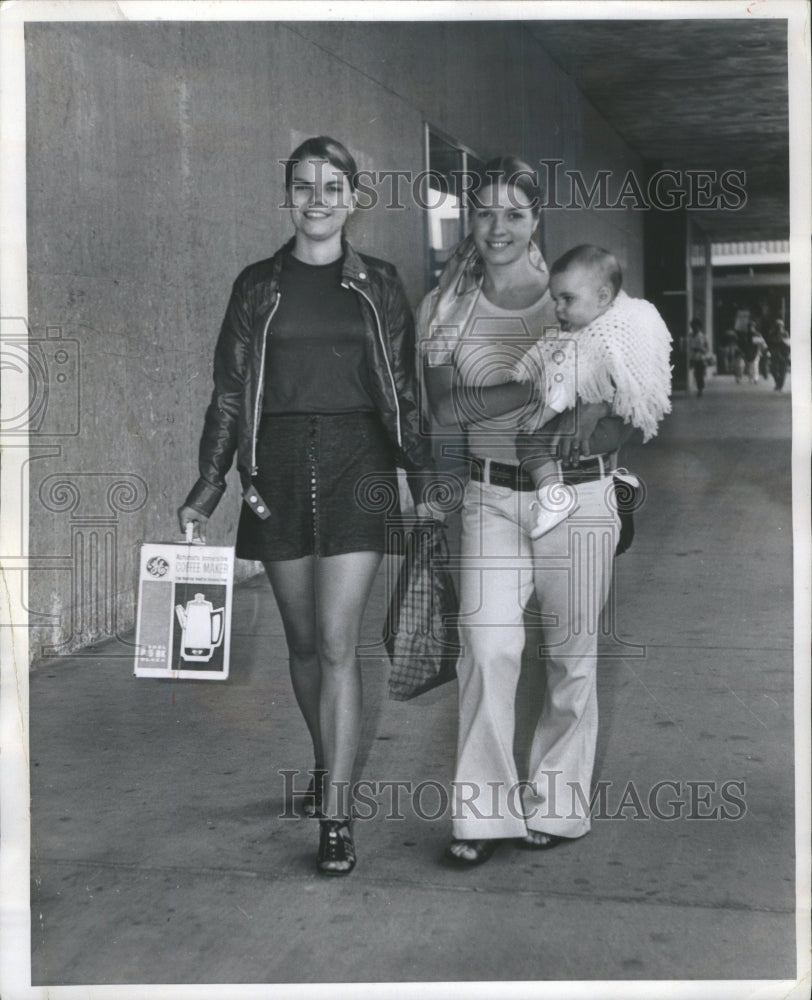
<box><xmin>184</xmin><ymin>238</ymin><xmax>433</xmax><ymax>518</ymax></box>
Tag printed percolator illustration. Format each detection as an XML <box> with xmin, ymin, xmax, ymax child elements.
<box><xmin>174</xmin><ymin>593</ymin><xmax>225</xmax><ymax>662</ymax></box>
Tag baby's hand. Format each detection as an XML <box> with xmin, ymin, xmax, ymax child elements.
<box><xmin>557</xmin><ymin>400</ymin><xmax>612</xmax><ymax>465</ymax></box>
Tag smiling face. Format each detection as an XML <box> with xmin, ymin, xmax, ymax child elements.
<box><xmin>549</xmin><ymin>264</ymin><xmax>613</xmax><ymax>332</ymax></box>
<box><xmin>288</xmin><ymin>157</ymin><xmax>355</xmax><ymax>247</ymax></box>
<box><xmin>470</xmin><ymin>182</ymin><xmax>538</xmax><ymax>270</ymax></box>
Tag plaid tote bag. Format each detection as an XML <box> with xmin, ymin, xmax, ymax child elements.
<box><xmin>383</xmin><ymin>521</ymin><xmax>460</xmax><ymax>701</ymax></box>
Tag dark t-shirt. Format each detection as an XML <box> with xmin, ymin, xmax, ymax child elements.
<box><xmin>262</xmin><ymin>251</ymin><xmax>374</xmax><ymax>414</ymax></box>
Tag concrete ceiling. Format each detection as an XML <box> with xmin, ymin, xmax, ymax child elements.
<box><xmin>525</xmin><ymin>18</ymin><xmax>789</xmax><ymax>241</ymax></box>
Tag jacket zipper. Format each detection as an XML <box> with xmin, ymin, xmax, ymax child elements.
<box><xmin>344</xmin><ymin>280</ymin><xmax>402</xmax><ymax>449</ymax></box>
<box><xmin>250</xmin><ymin>292</ymin><xmax>280</xmax><ymax>475</ymax></box>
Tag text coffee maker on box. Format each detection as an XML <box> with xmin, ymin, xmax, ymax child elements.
<box><xmin>134</xmin><ymin>526</ymin><xmax>234</xmax><ymax>680</ymax></box>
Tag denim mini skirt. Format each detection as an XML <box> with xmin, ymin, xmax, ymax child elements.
<box><xmin>235</xmin><ymin>411</ymin><xmax>398</xmax><ymax>562</ymax></box>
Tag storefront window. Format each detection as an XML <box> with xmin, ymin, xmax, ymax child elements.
<box><xmin>424</xmin><ymin>126</ymin><xmax>484</xmax><ymax>286</ymax></box>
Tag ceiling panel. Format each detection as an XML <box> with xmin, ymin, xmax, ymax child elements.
<box><xmin>524</xmin><ymin>19</ymin><xmax>789</xmax><ymax>240</ymax></box>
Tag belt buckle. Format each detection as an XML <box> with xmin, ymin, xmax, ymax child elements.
<box><xmin>560</xmin><ymin>455</ymin><xmax>604</xmax><ymax>487</ymax></box>
<box><xmin>561</xmin><ymin>468</ymin><xmax>588</xmax><ymax>487</ymax></box>
<box><xmin>490</xmin><ymin>464</ymin><xmax>513</xmax><ymax>489</ymax></box>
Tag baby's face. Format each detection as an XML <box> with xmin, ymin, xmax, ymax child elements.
<box><xmin>550</xmin><ymin>265</ymin><xmax>611</xmax><ymax>331</ymax></box>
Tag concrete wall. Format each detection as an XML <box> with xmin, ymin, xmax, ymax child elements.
<box><xmin>24</xmin><ymin>20</ymin><xmax>644</xmax><ymax>663</ymax></box>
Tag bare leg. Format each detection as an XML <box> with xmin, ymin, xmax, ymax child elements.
<box><xmin>264</xmin><ymin>558</ymin><xmax>323</xmax><ymax>772</ymax></box>
<box><xmin>314</xmin><ymin>551</ymin><xmax>383</xmax><ymax>820</ymax></box>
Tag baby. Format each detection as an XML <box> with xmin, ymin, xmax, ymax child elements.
<box><xmin>512</xmin><ymin>245</ymin><xmax>672</xmax><ymax>539</ymax></box>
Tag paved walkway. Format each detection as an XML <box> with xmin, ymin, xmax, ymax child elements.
<box><xmin>25</xmin><ymin>374</ymin><xmax>801</xmax><ymax>992</ymax></box>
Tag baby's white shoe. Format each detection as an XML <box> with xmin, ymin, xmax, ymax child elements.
<box><xmin>611</xmin><ymin>469</ymin><xmax>641</xmax><ymax>504</ymax></box>
<box><xmin>530</xmin><ymin>482</ymin><xmax>578</xmax><ymax>539</ymax></box>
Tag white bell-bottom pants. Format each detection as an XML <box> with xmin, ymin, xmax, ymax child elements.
<box><xmin>452</xmin><ymin>475</ymin><xmax>619</xmax><ymax>840</ymax></box>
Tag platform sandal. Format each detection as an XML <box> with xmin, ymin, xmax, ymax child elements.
<box><xmin>443</xmin><ymin>838</ymin><xmax>499</xmax><ymax>867</ymax></box>
<box><xmin>317</xmin><ymin>819</ymin><xmax>356</xmax><ymax>876</ymax></box>
<box><xmin>515</xmin><ymin>831</ymin><xmax>571</xmax><ymax>851</ymax></box>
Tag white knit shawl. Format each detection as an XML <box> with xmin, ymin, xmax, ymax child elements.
<box><xmin>516</xmin><ymin>290</ymin><xmax>673</xmax><ymax>442</ymax></box>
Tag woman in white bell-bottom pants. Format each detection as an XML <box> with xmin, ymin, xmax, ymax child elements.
<box><xmin>418</xmin><ymin>157</ymin><xmax>631</xmax><ymax>866</ymax></box>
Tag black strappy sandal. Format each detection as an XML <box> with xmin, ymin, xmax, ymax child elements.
<box><xmin>302</xmin><ymin>768</ymin><xmax>325</xmax><ymax>818</ymax></box>
<box><xmin>515</xmin><ymin>831</ymin><xmax>570</xmax><ymax>851</ymax></box>
<box><xmin>317</xmin><ymin>819</ymin><xmax>356</xmax><ymax>876</ymax></box>
<box><xmin>442</xmin><ymin>838</ymin><xmax>499</xmax><ymax>867</ymax></box>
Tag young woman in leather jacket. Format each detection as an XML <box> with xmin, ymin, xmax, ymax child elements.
<box><xmin>178</xmin><ymin>136</ymin><xmax>433</xmax><ymax>875</ymax></box>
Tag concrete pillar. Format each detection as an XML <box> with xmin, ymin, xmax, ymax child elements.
<box><xmin>644</xmin><ymin>176</ymin><xmax>688</xmax><ymax>389</ymax></box>
<box><xmin>704</xmin><ymin>230</ymin><xmax>714</xmax><ymax>354</ymax></box>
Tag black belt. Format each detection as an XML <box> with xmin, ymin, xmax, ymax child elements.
<box><xmin>470</xmin><ymin>456</ymin><xmax>610</xmax><ymax>491</ymax></box>
<box><xmin>470</xmin><ymin>460</ymin><xmax>535</xmax><ymax>491</ymax></box>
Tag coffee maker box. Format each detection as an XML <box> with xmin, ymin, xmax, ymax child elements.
<box><xmin>134</xmin><ymin>540</ymin><xmax>234</xmax><ymax>680</ymax></box>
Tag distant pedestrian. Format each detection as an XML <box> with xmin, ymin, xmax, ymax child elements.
<box><xmin>742</xmin><ymin>321</ymin><xmax>766</xmax><ymax>384</ymax></box>
<box><xmin>758</xmin><ymin>330</ymin><xmax>771</xmax><ymax>380</ymax></box>
<box><xmin>732</xmin><ymin>345</ymin><xmax>745</xmax><ymax>383</ymax></box>
<box><xmin>768</xmin><ymin>319</ymin><xmax>791</xmax><ymax>391</ymax></box>
<box><xmin>721</xmin><ymin>328</ymin><xmax>740</xmax><ymax>375</ymax></box>
<box><xmin>688</xmin><ymin>318</ymin><xmax>710</xmax><ymax>397</ymax></box>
